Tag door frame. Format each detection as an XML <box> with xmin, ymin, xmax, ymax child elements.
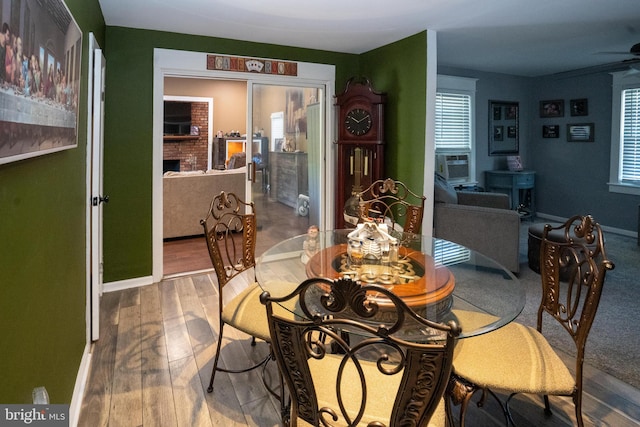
<box><xmin>85</xmin><ymin>33</ymin><xmax>106</xmax><ymax>342</ymax></box>
<box><xmin>152</xmin><ymin>48</ymin><xmax>336</xmax><ymax>282</ymax></box>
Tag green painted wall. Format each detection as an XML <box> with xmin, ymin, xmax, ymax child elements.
<box><xmin>102</xmin><ymin>28</ymin><xmax>428</xmax><ymax>283</ymax></box>
<box><xmin>102</xmin><ymin>27</ymin><xmax>360</xmax><ymax>282</ymax></box>
<box><xmin>361</xmin><ymin>32</ymin><xmax>428</xmax><ymax>194</ymax></box>
<box><xmin>0</xmin><ymin>1</ymin><xmax>105</xmax><ymax>404</ymax></box>
<box><xmin>0</xmin><ymin>6</ymin><xmax>426</xmax><ymax>402</ymax></box>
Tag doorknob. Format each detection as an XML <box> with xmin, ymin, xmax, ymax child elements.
<box><xmin>92</xmin><ymin>195</ymin><xmax>110</xmax><ymax>206</ymax></box>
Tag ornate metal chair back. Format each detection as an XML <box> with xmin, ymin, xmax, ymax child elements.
<box><xmin>538</xmin><ymin>214</ymin><xmax>614</xmax><ymax>401</ymax></box>
<box><xmin>356</xmin><ymin>178</ymin><xmax>426</xmax><ymax>234</ymax></box>
<box><xmin>261</xmin><ymin>277</ymin><xmax>460</xmax><ymax>427</ymax></box>
<box><xmin>200</xmin><ymin>191</ymin><xmax>257</xmax><ymax>290</ymax></box>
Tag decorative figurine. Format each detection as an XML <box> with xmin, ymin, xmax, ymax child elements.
<box><xmin>347</xmin><ymin>220</ymin><xmax>398</xmax><ymax>265</ymax></box>
<box><xmin>301</xmin><ymin>225</ymin><xmax>319</xmax><ymax>264</ymax></box>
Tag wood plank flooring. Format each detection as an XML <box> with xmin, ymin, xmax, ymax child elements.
<box><xmin>163</xmin><ymin>189</ymin><xmax>311</xmax><ymax>277</ymax></box>
<box><xmin>79</xmin><ymin>270</ymin><xmax>640</xmax><ymax>426</ymax></box>
<box><xmin>81</xmin><ymin>195</ymin><xmax>640</xmax><ymax>426</ymax></box>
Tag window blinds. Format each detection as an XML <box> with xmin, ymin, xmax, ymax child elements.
<box><xmin>433</xmin><ymin>239</ymin><xmax>471</xmax><ymax>266</ymax></box>
<box><xmin>621</xmin><ymin>88</ymin><xmax>640</xmax><ymax>182</ymax></box>
<box><xmin>435</xmin><ymin>92</ymin><xmax>472</xmax><ymax>152</ymax></box>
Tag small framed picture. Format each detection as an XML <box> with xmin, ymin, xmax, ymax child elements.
<box><xmin>507</xmin><ymin>126</ymin><xmax>517</xmax><ymax>138</ymax></box>
<box><xmin>540</xmin><ymin>100</ymin><xmax>564</xmax><ymax>118</ymax></box>
<box><xmin>190</xmin><ymin>125</ymin><xmax>200</xmax><ymax>136</ymax></box>
<box><xmin>493</xmin><ymin>125</ymin><xmax>504</xmax><ymax>141</ymax></box>
<box><xmin>570</xmin><ymin>98</ymin><xmax>588</xmax><ymax>116</ymax></box>
<box><xmin>493</xmin><ymin>105</ymin><xmax>502</xmax><ymax>120</ymax></box>
<box><xmin>567</xmin><ymin>123</ymin><xmax>594</xmax><ymax>142</ymax></box>
<box><xmin>542</xmin><ymin>125</ymin><xmax>559</xmax><ymax>138</ymax></box>
<box><xmin>507</xmin><ymin>155</ymin><xmax>523</xmax><ymax>171</ymax></box>
<box><xmin>505</xmin><ymin>105</ymin><xmax>518</xmax><ymax>120</ymax></box>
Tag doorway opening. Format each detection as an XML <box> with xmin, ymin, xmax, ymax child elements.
<box><xmin>155</xmin><ymin>52</ymin><xmax>335</xmax><ymax>279</ymax></box>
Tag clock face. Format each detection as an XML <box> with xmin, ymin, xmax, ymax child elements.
<box><xmin>344</xmin><ymin>108</ymin><xmax>372</xmax><ymax>136</ymax></box>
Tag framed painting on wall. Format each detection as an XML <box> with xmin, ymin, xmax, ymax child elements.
<box><xmin>567</xmin><ymin>123</ymin><xmax>594</xmax><ymax>142</ymax></box>
<box><xmin>285</xmin><ymin>88</ymin><xmax>304</xmax><ymax>133</ymax></box>
<box><xmin>488</xmin><ymin>100</ymin><xmax>519</xmax><ymax>155</ymax></box>
<box><xmin>542</xmin><ymin>125</ymin><xmax>559</xmax><ymax>138</ymax></box>
<box><xmin>540</xmin><ymin>100</ymin><xmax>564</xmax><ymax>118</ymax></box>
<box><xmin>0</xmin><ymin>0</ymin><xmax>82</xmax><ymax>165</ymax></box>
<box><xmin>570</xmin><ymin>98</ymin><xmax>588</xmax><ymax>116</ymax></box>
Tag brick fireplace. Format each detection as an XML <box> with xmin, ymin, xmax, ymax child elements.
<box><xmin>163</xmin><ymin>102</ymin><xmax>209</xmax><ymax>172</ymax></box>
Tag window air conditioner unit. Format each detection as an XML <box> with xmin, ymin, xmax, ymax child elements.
<box><xmin>436</xmin><ymin>154</ymin><xmax>470</xmax><ymax>183</ymax></box>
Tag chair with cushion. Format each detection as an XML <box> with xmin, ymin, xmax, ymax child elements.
<box><xmin>448</xmin><ymin>214</ymin><xmax>615</xmax><ymax>426</ymax></box>
<box><xmin>433</xmin><ymin>173</ymin><xmax>521</xmax><ymax>273</ymax></box>
<box><xmin>527</xmin><ymin>221</ymin><xmax>601</xmax><ymax>280</ymax></box>
<box><xmin>260</xmin><ymin>276</ymin><xmax>461</xmax><ymax>427</ymax></box>
<box><xmin>348</xmin><ymin>178</ymin><xmax>426</xmax><ymax>234</ymax></box>
<box><xmin>200</xmin><ymin>191</ymin><xmax>274</xmax><ymax>394</ymax></box>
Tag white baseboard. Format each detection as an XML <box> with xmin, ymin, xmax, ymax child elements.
<box><xmin>103</xmin><ymin>275</ymin><xmax>154</xmax><ymax>293</ymax></box>
<box><xmin>535</xmin><ymin>212</ymin><xmax>637</xmax><ymax>238</ymax></box>
<box><xmin>69</xmin><ymin>344</ymin><xmax>92</xmax><ymax>427</ymax></box>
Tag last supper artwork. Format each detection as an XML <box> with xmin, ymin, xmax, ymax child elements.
<box><xmin>0</xmin><ymin>0</ymin><xmax>81</xmax><ymax>165</ymax></box>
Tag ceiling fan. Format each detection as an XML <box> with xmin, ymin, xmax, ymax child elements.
<box><xmin>604</xmin><ymin>43</ymin><xmax>640</xmax><ymax>76</ymax></box>
<box><xmin>598</xmin><ymin>42</ymin><xmax>640</xmax><ymax>58</ymax></box>
<box><xmin>552</xmin><ymin>43</ymin><xmax>640</xmax><ymax>78</ymax></box>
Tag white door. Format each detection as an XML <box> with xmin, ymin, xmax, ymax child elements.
<box><xmin>87</xmin><ymin>34</ymin><xmax>106</xmax><ymax>341</ymax></box>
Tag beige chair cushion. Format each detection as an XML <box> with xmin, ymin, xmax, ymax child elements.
<box><xmin>222</xmin><ymin>280</ymin><xmax>299</xmax><ymax>342</ymax></box>
<box><xmin>449</xmin><ymin>309</ymin><xmax>500</xmax><ymax>335</ymax></box>
<box><xmin>293</xmin><ymin>354</ymin><xmax>446</xmax><ymax>427</ymax></box>
<box><xmin>453</xmin><ymin>321</ymin><xmax>575</xmax><ymax>395</ymax></box>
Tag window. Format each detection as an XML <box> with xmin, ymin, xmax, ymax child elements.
<box><xmin>609</xmin><ymin>71</ymin><xmax>640</xmax><ymax>195</ymax></box>
<box><xmin>435</xmin><ymin>75</ymin><xmax>478</xmax><ymax>183</ymax></box>
<box><xmin>270</xmin><ymin>111</ymin><xmax>284</xmax><ymax>150</ymax></box>
<box><xmin>621</xmin><ymin>88</ymin><xmax>640</xmax><ymax>181</ymax></box>
<box><xmin>435</xmin><ymin>92</ymin><xmax>472</xmax><ymax>152</ymax></box>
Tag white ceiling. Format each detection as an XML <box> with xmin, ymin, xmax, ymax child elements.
<box><xmin>98</xmin><ymin>0</ymin><xmax>640</xmax><ymax>77</ymax></box>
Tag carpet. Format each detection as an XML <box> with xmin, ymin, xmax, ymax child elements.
<box><xmin>515</xmin><ymin>220</ymin><xmax>640</xmax><ymax>389</ymax></box>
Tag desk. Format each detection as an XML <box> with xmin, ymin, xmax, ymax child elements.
<box><xmin>485</xmin><ymin>170</ymin><xmax>535</xmax><ymax>216</ymax></box>
<box><xmin>256</xmin><ymin>230</ymin><xmax>525</xmax><ymax>339</ymax></box>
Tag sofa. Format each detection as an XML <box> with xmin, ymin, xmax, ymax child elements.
<box><xmin>433</xmin><ymin>174</ymin><xmax>521</xmax><ymax>273</ymax></box>
<box><xmin>163</xmin><ymin>167</ymin><xmax>246</xmax><ymax>239</ymax></box>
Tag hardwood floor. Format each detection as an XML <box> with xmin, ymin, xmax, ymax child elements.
<box><xmin>79</xmin><ymin>270</ymin><xmax>640</xmax><ymax>426</ymax></box>
<box><xmin>81</xmin><ymin>200</ymin><xmax>640</xmax><ymax>426</ymax></box>
<box><xmin>164</xmin><ymin>237</ymin><xmax>211</xmax><ymax>276</ymax></box>
<box><xmin>163</xmin><ymin>188</ymin><xmax>311</xmax><ymax>277</ymax></box>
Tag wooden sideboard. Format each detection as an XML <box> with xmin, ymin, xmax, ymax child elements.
<box><xmin>270</xmin><ymin>152</ymin><xmax>308</xmax><ymax>208</ymax></box>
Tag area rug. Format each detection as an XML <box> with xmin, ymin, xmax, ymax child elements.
<box><xmin>515</xmin><ymin>222</ymin><xmax>640</xmax><ymax>389</ymax></box>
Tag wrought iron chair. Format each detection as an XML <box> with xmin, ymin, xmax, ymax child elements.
<box><xmin>448</xmin><ymin>215</ymin><xmax>615</xmax><ymax>426</ymax></box>
<box><xmin>200</xmin><ymin>191</ymin><xmax>276</xmax><ymax>394</ymax></box>
<box><xmin>349</xmin><ymin>178</ymin><xmax>426</xmax><ymax>234</ymax></box>
<box><xmin>260</xmin><ymin>276</ymin><xmax>461</xmax><ymax>427</ymax></box>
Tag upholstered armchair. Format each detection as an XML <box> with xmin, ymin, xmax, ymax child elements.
<box><xmin>433</xmin><ymin>174</ymin><xmax>521</xmax><ymax>273</ymax></box>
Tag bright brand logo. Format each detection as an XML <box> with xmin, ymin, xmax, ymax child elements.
<box><xmin>1</xmin><ymin>404</ymin><xmax>68</xmax><ymax>425</ymax></box>
<box><xmin>4</xmin><ymin>407</ymin><xmax>47</xmax><ymax>424</ymax></box>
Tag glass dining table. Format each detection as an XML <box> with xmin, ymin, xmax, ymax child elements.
<box><xmin>256</xmin><ymin>229</ymin><xmax>525</xmax><ymax>340</ymax></box>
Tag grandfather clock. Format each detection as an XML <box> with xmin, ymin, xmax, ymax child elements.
<box><xmin>334</xmin><ymin>77</ymin><xmax>386</xmax><ymax>228</ymax></box>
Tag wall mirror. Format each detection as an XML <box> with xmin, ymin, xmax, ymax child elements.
<box><xmin>489</xmin><ymin>100</ymin><xmax>519</xmax><ymax>155</ymax></box>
